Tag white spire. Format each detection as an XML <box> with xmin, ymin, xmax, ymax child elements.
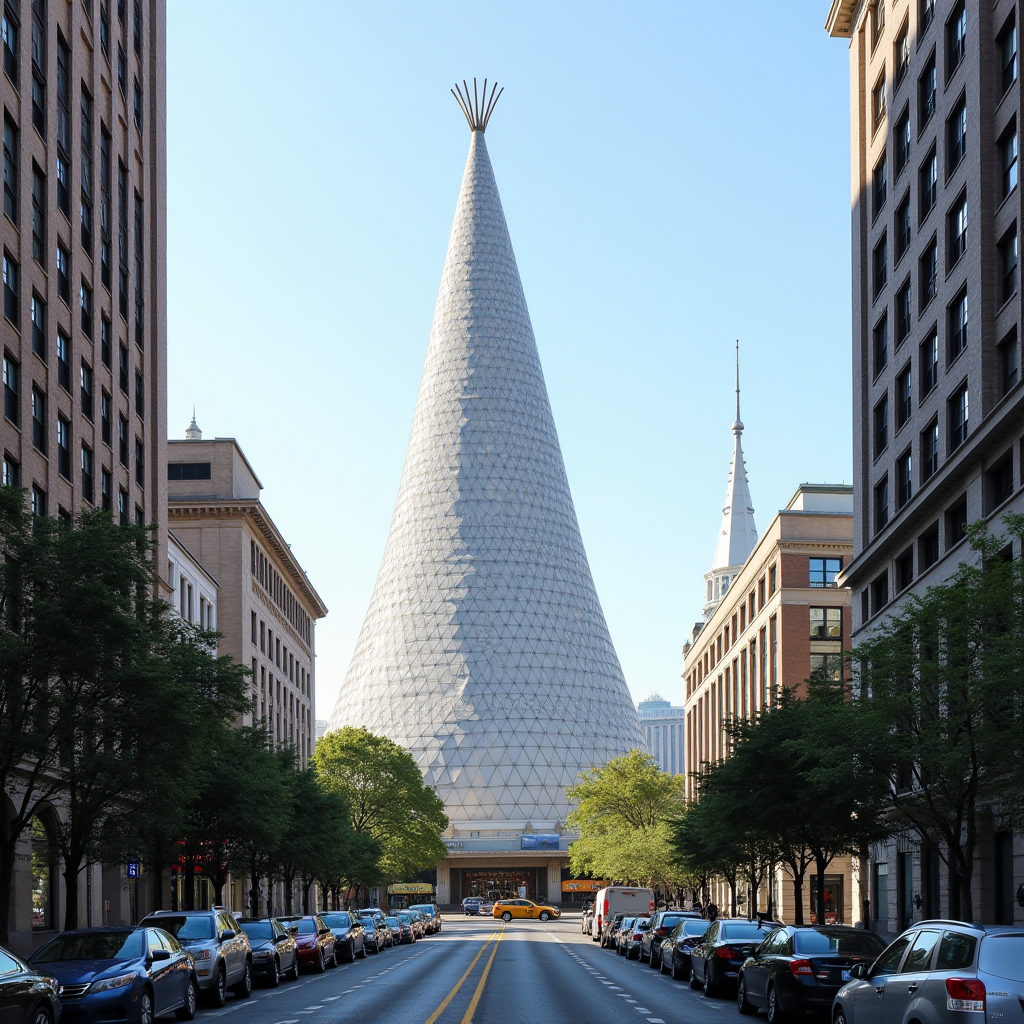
<box><xmin>703</xmin><ymin>342</ymin><xmax>757</xmax><ymax>619</ymax></box>
<box><xmin>185</xmin><ymin>407</ymin><xmax>202</xmax><ymax>441</ymax></box>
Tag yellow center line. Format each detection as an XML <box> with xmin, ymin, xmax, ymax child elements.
<box><xmin>423</xmin><ymin>926</ymin><xmax>503</xmax><ymax>1024</ymax></box>
<box><xmin>459</xmin><ymin>925</ymin><xmax>504</xmax><ymax>1024</ymax></box>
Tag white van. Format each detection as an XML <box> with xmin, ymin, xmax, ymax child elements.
<box><xmin>592</xmin><ymin>886</ymin><xmax>655</xmax><ymax>946</ymax></box>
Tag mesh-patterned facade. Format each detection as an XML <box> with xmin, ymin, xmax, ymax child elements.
<box><xmin>329</xmin><ymin>108</ymin><xmax>641</xmax><ymax>832</ymax></box>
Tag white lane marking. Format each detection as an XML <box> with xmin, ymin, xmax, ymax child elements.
<box><xmin>634</xmin><ymin>1009</ymin><xmax>652</xmax><ymax>1014</ymax></box>
<box><xmin>648</xmin><ymin>1019</ymin><xmax>667</xmax><ymax>1023</ymax></box>
<box><xmin>304</xmin><ymin>1007</ymin><xmax>323</xmax><ymax>1010</ymax></box>
<box><xmin>322</xmin><ymin>996</ymin><xmax>339</xmax><ymax>1001</ymax></box>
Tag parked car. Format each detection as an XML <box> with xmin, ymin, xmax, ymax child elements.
<box><xmin>660</xmin><ymin>917</ymin><xmax>711</xmax><ymax>980</ymax></box>
<box><xmin>493</xmin><ymin>899</ymin><xmax>560</xmax><ymax>922</ymax></box>
<box><xmin>620</xmin><ymin>917</ymin><xmax>650</xmax><ymax>960</ymax></box>
<box><xmin>641</xmin><ymin>911</ymin><xmax>702</xmax><ymax>968</ymax></box>
<box><xmin>139</xmin><ymin>909</ymin><xmax>251</xmax><ymax>1007</ymax></box>
<box><xmin>0</xmin><ymin>945</ymin><xmax>61</xmax><ymax>1024</ymax></box>
<box><xmin>409</xmin><ymin>905</ymin><xmax>442</xmax><ymax>934</ymax></box>
<box><xmin>407</xmin><ymin>910</ymin><xmax>426</xmax><ymax>938</ymax></box>
<box><xmin>736</xmin><ymin>925</ymin><xmax>886</xmax><ymax>1023</ymax></box>
<box><xmin>832</xmin><ymin>920</ymin><xmax>1024</xmax><ymax>1024</ymax></box>
<box><xmin>237</xmin><ymin>919</ymin><xmax>298</xmax><ymax>987</ymax></box>
<box><xmin>479</xmin><ymin>901</ymin><xmax>494</xmax><ymax>916</ymax></box>
<box><xmin>690</xmin><ymin>918</ymin><xmax>778</xmax><ymax>996</ymax></box>
<box><xmin>318</xmin><ymin>912</ymin><xmax>366</xmax><ymax>962</ymax></box>
<box><xmin>358</xmin><ymin>916</ymin><xmax>386</xmax><ymax>954</ymax></box>
<box><xmin>30</xmin><ymin>926</ymin><xmax>198</xmax><ymax>1022</ymax></box>
<box><xmin>462</xmin><ymin>898</ymin><xmax>482</xmax><ymax>916</ymax></box>
<box><xmin>395</xmin><ymin>912</ymin><xmax>417</xmax><ymax>943</ymax></box>
<box><xmin>278</xmin><ymin>915</ymin><xmax>337</xmax><ymax>973</ymax></box>
<box><xmin>601</xmin><ymin>913</ymin><xmax>627</xmax><ymax>949</ymax></box>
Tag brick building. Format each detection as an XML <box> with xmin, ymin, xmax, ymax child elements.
<box><xmin>827</xmin><ymin>0</ymin><xmax>1024</xmax><ymax>929</ymax></box>
<box><xmin>683</xmin><ymin>483</ymin><xmax>856</xmax><ymax>922</ymax></box>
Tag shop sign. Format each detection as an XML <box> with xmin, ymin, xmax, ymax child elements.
<box><xmin>445</xmin><ymin>841</ymin><xmax>464</xmax><ymax>849</ymax></box>
<box><xmin>388</xmin><ymin>883</ymin><xmax>434</xmax><ymax>895</ymax></box>
<box><xmin>561</xmin><ymin>879</ymin><xmax>607</xmax><ymax>893</ymax></box>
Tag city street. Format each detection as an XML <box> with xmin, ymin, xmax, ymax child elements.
<box><xmin>198</xmin><ymin>914</ymin><xmax>734</xmax><ymax>1024</ymax></box>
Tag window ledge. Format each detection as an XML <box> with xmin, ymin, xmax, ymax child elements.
<box><xmin>996</xmin><ymin>291</ymin><xmax>1018</xmax><ymax>317</ymax></box>
<box><xmin>996</xmin><ymin>185</ymin><xmax>1018</xmax><ymax>216</ymax></box>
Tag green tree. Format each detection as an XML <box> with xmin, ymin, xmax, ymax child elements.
<box><xmin>854</xmin><ymin>517</ymin><xmax>1024</xmax><ymax>921</ymax></box>
<box><xmin>312</xmin><ymin>727</ymin><xmax>447</xmax><ymax>888</ymax></box>
<box><xmin>564</xmin><ymin>749</ymin><xmax>687</xmax><ymax>888</ymax></box>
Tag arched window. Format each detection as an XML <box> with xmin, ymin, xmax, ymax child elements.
<box><xmin>31</xmin><ymin>815</ymin><xmax>55</xmax><ymax>930</ymax></box>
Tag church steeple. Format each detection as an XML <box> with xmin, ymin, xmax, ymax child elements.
<box><xmin>703</xmin><ymin>342</ymin><xmax>757</xmax><ymax>620</ymax></box>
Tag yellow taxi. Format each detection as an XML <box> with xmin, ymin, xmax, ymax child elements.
<box><xmin>492</xmin><ymin>899</ymin><xmax>560</xmax><ymax>922</ymax></box>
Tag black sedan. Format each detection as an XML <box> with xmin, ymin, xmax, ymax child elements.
<box><xmin>659</xmin><ymin>917</ymin><xmax>711</xmax><ymax>980</ymax></box>
<box><xmin>0</xmin><ymin>945</ymin><xmax>61</xmax><ymax>1023</ymax></box>
<box><xmin>641</xmin><ymin>911</ymin><xmax>701</xmax><ymax>968</ymax></box>
<box><xmin>737</xmin><ymin>925</ymin><xmax>886</xmax><ymax>1024</ymax></box>
<box><xmin>319</xmin><ymin>913</ymin><xmax>366</xmax><ymax>962</ymax></box>
<box><xmin>237</xmin><ymin>919</ymin><xmax>298</xmax><ymax>986</ymax></box>
<box><xmin>358</xmin><ymin>917</ymin><xmax>386</xmax><ymax>954</ymax></box>
<box><xmin>690</xmin><ymin>918</ymin><xmax>778</xmax><ymax>996</ymax></box>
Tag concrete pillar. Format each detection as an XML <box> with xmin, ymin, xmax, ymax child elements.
<box><xmin>436</xmin><ymin>860</ymin><xmax>450</xmax><ymax>904</ymax></box>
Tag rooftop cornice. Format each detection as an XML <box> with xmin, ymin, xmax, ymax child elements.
<box><xmin>168</xmin><ymin>499</ymin><xmax>328</xmax><ymax>619</ymax></box>
<box><xmin>825</xmin><ymin>0</ymin><xmax>859</xmax><ymax>38</ymax></box>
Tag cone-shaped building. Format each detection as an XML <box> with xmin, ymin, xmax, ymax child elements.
<box><xmin>329</xmin><ymin>86</ymin><xmax>641</xmax><ymax>834</ymax></box>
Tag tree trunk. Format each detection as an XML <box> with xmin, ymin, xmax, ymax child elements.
<box><xmin>248</xmin><ymin>857</ymin><xmax>261</xmax><ymax>919</ymax></box>
<box><xmin>813</xmin><ymin>855</ymin><xmax>827</xmax><ymax>926</ymax></box>
<box><xmin>749</xmin><ymin>877</ymin><xmax>759</xmax><ymax>920</ymax></box>
<box><xmin>63</xmin><ymin>856</ymin><xmax>82</xmax><ymax>930</ymax></box>
<box><xmin>0</xmin><ymin>838</ymin><xmax>15</xmax><ymax>946</ymax></box>
<box><xmin>183</xmin><ymin>859</ymin><xmax>195</xmax><ymax>911</ymax></box>
<box><xmin>791</xmin><ymin>873</ymin><xmax>805</xmax><ymax>925</ymax></box>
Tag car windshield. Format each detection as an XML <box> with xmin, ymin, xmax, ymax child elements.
<box><xmin>32</xmin><ymin>931</ymin><xmax>144</xmax><ymax>962</ymax></box>
<box><xmin>661</xmin><ymin>915</ymin><xmax>688</xmax><ymax>928</ymax></box>
<box><xmin>397</xmin><ymin>914</ymin><xmax>411</xmax><ymax>922</ymax></box>
<box><xmin>720</xmin><ymin>922</ymin><xmax>771</xmax><ymax>941</ymax></box>
<box><xmin>359</xmin><ymin>918</ymin><xmax>375</xmax><ymax>928</ymax></box>
<box><xmin>793</xmin><ymin>930</ymin><xmax>886</xmax><ymax>956</ymax></box>
<box><xmin>979</xmin><ymin>935</ymin><xmax>1024</xmax><ymax>982</ymax></box>
<box><xmin>321</xmin><ymin>913</ymin><xmax>351</xmax><ymax>929</ymax></box>
<box><xmin>411</xmin><ymin>906</ymin><xmax>434</xmax><ymax>915</ymax></box>
<box><xmin>240</xmin><ymin>922</ymin><xmax>273</xmax><ymax>941</ymax></box>
<box><xmin>386</xmin><ymin>918</ymin><xmax>400</xmax><ymax>927</ymax></box>
<box><xmin>684</xmin><ymin>920</ymin><xmax>710</xmax><ymax>937</ymax></box>
<box><xmin>149</xmin><ymin>916</ymin><xmax>215</xmax><ymax>941</ymax></box>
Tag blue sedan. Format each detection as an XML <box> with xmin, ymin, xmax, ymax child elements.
<box><xmin>29</xmin><ymin>926</ymin><xmax>198</xmax><ymax>1023</ymax></box>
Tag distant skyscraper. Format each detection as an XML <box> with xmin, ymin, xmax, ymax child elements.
<box><xmin>637</xmin><ymin>694</ymin><xmax>685</xmax><ymax>775</ymax></box>
<box><xmin>329</xmin><ymin>82</ymin><xmax>641</xmax><ymax>850</ymax></box>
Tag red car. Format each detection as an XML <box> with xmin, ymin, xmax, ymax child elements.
<box><xmin>280</xmin><ymin>915</ymin><xmax>337</xmax><ymax>973</ymax></box>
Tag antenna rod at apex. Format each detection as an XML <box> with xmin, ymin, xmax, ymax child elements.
<box><xmin>735</xmin><ymin>339</ymin><xmax>741</xmax><ymax>423</ymax></box>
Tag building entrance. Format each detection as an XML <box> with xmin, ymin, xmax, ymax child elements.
<box><xmin>456</xmin><ymin>868</ymin><xmax>541</xmax><ymax>902</ymax></box>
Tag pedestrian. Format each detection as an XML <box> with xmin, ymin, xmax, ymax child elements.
<box><xmin>707</xmin><ymin>901</ymin><xmax>719</xmax><ymax>922</ymax></box>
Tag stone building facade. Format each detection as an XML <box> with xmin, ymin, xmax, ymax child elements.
<box><xmin>827</xmin><ymin>0</ymin><xmax>1024</xmax><ymax>929</ymax></box>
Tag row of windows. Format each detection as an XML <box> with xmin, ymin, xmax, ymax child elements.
<box><xmin>2</xmin><ymin>14</ymin><xmax>149</xmax><ymax>350</ymax></box>
<box><xmin>251</xmin><ymin>655</ymin><xmax>313</xmax><ymax>763</ymax></box>
<box><xmin>250</xmin><ymin>540</ymin><xmax>312</xmax><ymax>646</ymax></box>
<box><xmin>865</xmin><ymin>443</ymin><xmax>1022</xmax><ymax>621</ymax></box>
<box><xmin>250</xmin><ymin>609</ymin><xmax>311</xmax><ymax>697</ymax></box>
<box><xmin>1</xmin><ymin>451</ymin><xmax>143</xmax><ymax>524</ymax></box>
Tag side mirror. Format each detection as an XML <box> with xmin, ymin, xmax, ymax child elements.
<box><xmin>219</xmin><ymin>930</ymin><xmax>236</xmax><ymax>942</ymax></box>
<box><xmin>849</xmin><ymin>963</ymin><xmax>868</xmax><ymax>980</ymax></box>
<box><xmin>151</xmin><ymin>949</ymin><xmax>171</xmax><ymax>961</ymax></box>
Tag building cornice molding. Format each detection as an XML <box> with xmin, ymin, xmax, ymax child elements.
<box><xmin>168</xmin><ymin>500</ymin><xmax>328</xmax><ymax>619</ymax></box>
<box><xmin>825</xmin><ymin>0</ymin><xmax>860</xmax><ymax>38</ymax></box>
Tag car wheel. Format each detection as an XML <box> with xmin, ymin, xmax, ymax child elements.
<box><xmin>501</xmin><ymin>912</ymin><xmax>512</xmax><ymax>922</ymax></box>
<box><xmin>343</xmin><ymin>939</ymin><xmax>355</xmax><ymax>964</ymax></box>
<box><xmin>357</xmin><ymin>942</ymin><xmax>367</xmax><ymax>960</ymax></box>
<box><xmin>660</xmin><ymin>955</ymin><xmax>671</xmax><ymax>976</ymax></box>
<box><xmin>539</xmin><ymin>911</ymin><xmax>550</xmax><ymax>921</ymax></box>
<box><xmin>139</xmin><ymin>988</ymin><xmax>155</xmax><ymax>1024</ymax></box>
<box><xmin>232</xmin><ymin>961</ymin><xmax>252</xmax><ymax>999</ymax></box>
<box><xmin>328</xmin><ymin>948</ymin><xmax>338</xmax><ymax>968</ymax></box>
<box><xmin>209</xmin><ymin>966</ymin><xmax>227</xmax><ymax>1008</ymax></box>
<box><xmin>649</xmin><ymin>949</ymin><xmax>659</xmax><ymax>969</ymax></box>
<box><xmin>176</xmin><ymin>976</ymin><xmax>199</xmax><ymax>1020</ymax></box>
<box><xmin>703</xmin><ymin>965</ymin><xmax>717</xmax><ymax>998</ymax></box>
<box><xmin>32</xmin><ymin>1007</ymin><xmax>54</xmax><ymax>1024</ymax></box>
<box><xmin>688</xmin><ymin>964</ymin><xmax>702</xmax><ymax>990</ymax></box>
<box><xmin>316</xmin><ymin>948</ymin><xmax>326</xmax><ymax>972</ymax></box>
<box><xmin>737</xmin><ymin>976</ymin><xmax>757</xmax><ymax>1015</ymax></box>
<box><xmin>767</xmin><ymin>986</ymin><xmax>785</xmax><ymax>1024</ymax></box>
<box><xmin>268</xmin><ymin>957</ymin><xmax>281</xmax><ymax>988</ymax></box>
<box><xmin>288</xmin><ymin>953</ymin><xmax>300</xmax><ymax>981</ymax></box>
<box><xmin>834</xmin><ymin>1008</ymin><xmax>848</xmax><ymax>1024</ymax></box>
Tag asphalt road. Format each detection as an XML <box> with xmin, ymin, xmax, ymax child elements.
<box><xmin>191</xmin><ymin>914</ymin><xmax>743</xmax><ymax>1024</ymax></box>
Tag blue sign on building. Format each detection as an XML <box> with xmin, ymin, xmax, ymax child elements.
<box><xmin>126</xmin><ymin>860</ymin><xmax>140</xmax><ymax>878</ymax></box>
<box><xmin>521</xmin><ymin>834</ymin><xmax>560</xmax><ymax>851</ymax></box>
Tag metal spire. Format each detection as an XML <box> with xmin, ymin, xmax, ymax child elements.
<box><xmin>451</xmin><ymin>78</ymin><xmax>503</xmax><ymax>132</ymax></box>
<box><xmin>734</xmin><ymin>339</ymin><xmax>742</xmax><ymax>431</ymax></box>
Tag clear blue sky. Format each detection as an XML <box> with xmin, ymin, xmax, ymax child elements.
<box><xmin>166</xmin><ymin>2</ymin><xmax>852</xmax><ymax>718</ymax></box>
